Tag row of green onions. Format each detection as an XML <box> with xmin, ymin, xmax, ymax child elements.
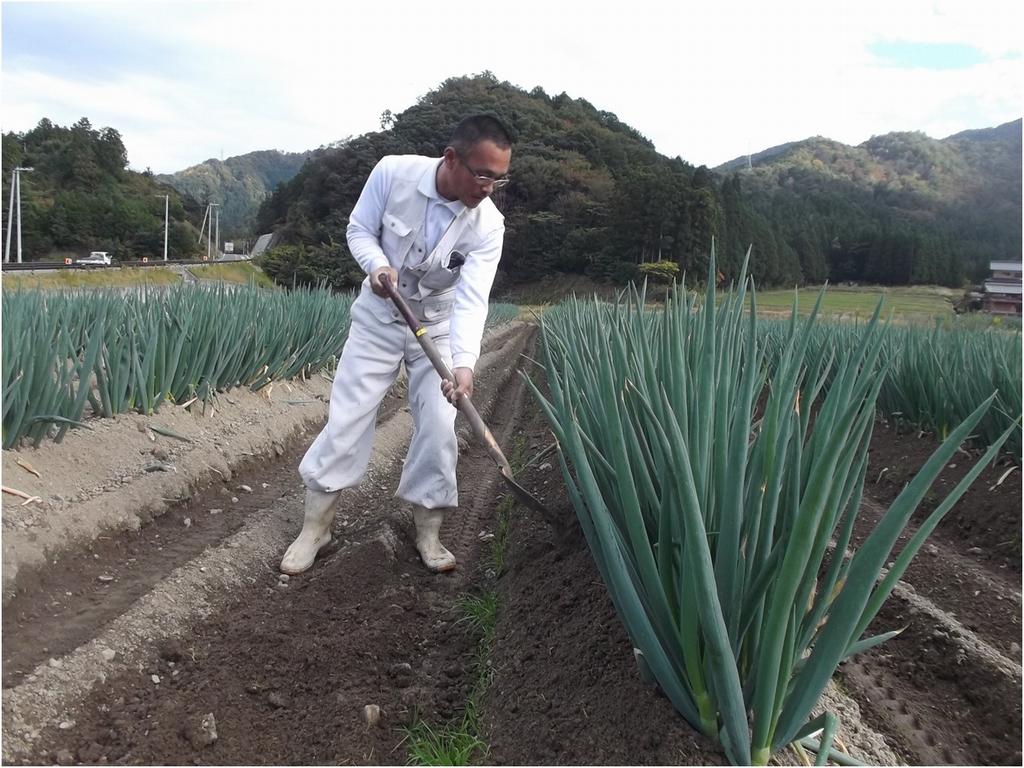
<box><xmin>2</xmin><ymin>284</ymin><xmax>353</xmax><ymax>449</ymax></box>
<box><xmin>2</xmin><ymin>284</ymin><xmax>521</xmax><ymax>450</ymax></box>
<box><xmin>759</xmin><ymin>317</ymin><xmax>1021</xmax><ymax>455</ymax></box>
<box><xmin>527</xmin><ymin>251</ymin><xmax>1015</xmax><ymax>765</ymax></box>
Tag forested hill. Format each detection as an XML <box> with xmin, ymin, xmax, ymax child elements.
<box><xmin>1</xmin><ymin>118</ymin><xmax>205</xmax><ymax>260</ymax></box>
<box><xmin>714</xmin><ymin>119</ymin><xmax>1022</xmax><ymax>285</ymax></box>
<box><xmin>4</xmin><ymin>80</ymin><xmax>1016</xmax><ymax>283</ymax></box>
<box><xmin>256</xmin><ymin>74</ymin><xmax>1020</xmax><ymax>291</ymax></box>
<box><xmin>157</xmin><ymin>149</ymin><xmax>311</xmax><ymax>241</ymax></box>
<box><xmin>257</xmin><ymin>73</ymin><xmax>718</xmax><ymax>290</ymax></box>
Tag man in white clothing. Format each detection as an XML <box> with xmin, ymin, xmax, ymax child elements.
<box><xmin>281</xmin><ymin>114</ymin><xmax>513</xmax><ymax>575</ymax></box>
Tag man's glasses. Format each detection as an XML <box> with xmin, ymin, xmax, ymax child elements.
<box><xmin>456</xmin><ymin>153</ymin><xmax>510</xmax><ymax>189</ymax></box>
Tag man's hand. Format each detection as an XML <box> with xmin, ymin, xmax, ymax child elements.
<box><xmin>370</xmin><ymin>266</ymin><xmax>399</xmax><ymax>297</ymax></box>
<box><xmin>441</xmin><ymin>367</ymin><xmax>474</xmax><ymax>406</ymax></box>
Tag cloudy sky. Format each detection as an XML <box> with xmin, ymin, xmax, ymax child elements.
<box><xmin>2</xmin><ymin>0</ymin><xmax>1021</xmax><ymax>174</ymax></box>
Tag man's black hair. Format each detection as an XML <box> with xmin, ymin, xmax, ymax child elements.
<box><xmin>449</xmin><ymin>113</ymin><xmax>513</xmax><ymax>154</ymax></box>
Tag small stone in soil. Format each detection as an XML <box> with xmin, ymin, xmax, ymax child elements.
<box><xmin>209</xmin><ymin>508</ymin><xmax>222</xmax><ymax>514</ymax></box>
<box><xmin>151</xmin><ymin>675</ymin><xmax>161</xmax><ymax>684</ymax></box>
<box><xmin>267</xmin><ymin>692</ymin><xmax>289</xmax><ymax>709</ymax></box>
<box><xmin>100</xmin><ymin>648</ymin><xmax>116</xmax><ymax>662</ymax></box>
<box><xmin>55</xmin><ymin>749</ymin><xmax>75</xmax><ymax>766</ymax></box>
<box><xmin>363</xmin><ymin>704</ymin><xmax>381</xmax><ymax>726</ymax></box>
<box><xmin>58</xmin><ymin>720</ymin><xmax>75</xmax><ymax>730</ymax></box>
<box><xmin>183</xmin><ymin>517</ymin><xmax>192</xmax><ymax>528</ymax></box>
<box><xmin>231</xmin><ymin>496</ymin><xmax>239</xmax><ymax>503</ymax></box>
<box><xmin>98</xmin><ymin>574</ymin><xmax>115</xmax><ymax>582</ymax></box>
<box><xmin>182</xmin><ymin>712</ymin><xmax>218</xmax><ymax>749</ymax></box>
<box><xmin>239</xmin><ymin>484</ymin><xmax>253</xmax><ymax>493</ymax></box>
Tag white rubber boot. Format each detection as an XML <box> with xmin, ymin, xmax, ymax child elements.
<box><xmin>413</xmin><ymin>506</ymin><xmax>456</xmax><ymax>573</ymax></box>
<box><xmin>280</xmin><ymin>489</ymin><xmax>340</xmax><ymax>575</ymax></box>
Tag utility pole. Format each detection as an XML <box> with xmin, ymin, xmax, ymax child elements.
<box><xmin>198</xmin><ymin>203</ymin><xmax>210</xmax><ymax>247</ymax></box>
<box><xmin>209</xmin><ymin>203</ymin><xmax>220</xmax><ymax>260</ymax></box>
<box><xmin>154</xmin><ymin>194</ymin><xmax>169</xmax><ymax>261</ymax></box>
<box><xmin>4</xmin><ymin>166</ymin><xmax>34</xmax><ymax>263</ymax></box>
<box><xmin>4</xmin><ymin>171</ymin><xmax>14</xmax><ymax>263</ymax></box>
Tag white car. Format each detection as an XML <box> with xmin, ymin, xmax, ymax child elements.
<box><xmin>76</xmin><ymin>251</ymin><xmax>112</xmax><ymax>266</ymax></box>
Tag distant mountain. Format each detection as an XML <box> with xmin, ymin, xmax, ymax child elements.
<box><xmin>158</xmin><ymin>150</ymin><xmax>312</xmax><ymax>240</ymax></box>
<box><xmin>712</xmin><ymin>120</ymin><xmax>1021</xmax><ymax>283</ymax></box>
<box><xmin>716</xmin><ymin>120</ymin><xmax>1021</xmax><ymax>206</ymax></box>
<box><xmin>5</xmin><ymin>101</ymin><xmax>1017</xmax><ymax>285</ymax></box>
<box><xmin>255</xmin><ymin>73</ymin><xmax>733</xmax><ymax>291</ymax></box>
<box><xmin>255</xmin><ymin>73</ymin><xmax>1020</xmax><ymax>290</ymax></box>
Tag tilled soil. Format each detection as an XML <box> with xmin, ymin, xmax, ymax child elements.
<box><xmin>1</xmin><ymin>323</ymin><xmax>533</xmax><ymax>764</ymax></box>
<box><xmin>2</xmin><ymin>322</ymin><xmax>1021</xmax><ymax>766</ymax></box>
<box><xmin>479</xmin><ymin>399</ymin><xmax>1023</xmax><ymax>766</ymax></box>
<box><xmin>866</xmin><ymin>416</ymin><xmax>1022</xmax><ymax>577</ymax></box>
<box><xmin>839</xmin><ymin>418</ymin><xmax>1023</xmax><ymax>766</ymax></box>
<box><xmin>479</xmin><ymin>449</ymin><xmax>726</xmax><ymax>766</ymax></box>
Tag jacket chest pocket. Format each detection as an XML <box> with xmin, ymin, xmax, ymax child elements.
<box><xmin>381</xmin><ymin>213</ymin><xmax>415</xmax><ymax>258</ymax></box>
<box><xmin>421</xmin><ymin>296</ymin><xmax>454</xmax><ymax>322</ymax></box>
<box><xmin>417</xmin><ymin>250</ymin><xmax>465</xmax><ymax>291</ymax></box>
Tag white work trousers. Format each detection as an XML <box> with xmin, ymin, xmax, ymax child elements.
<box><xmin>298</xmin><ymin>297</ymin><xmax>459</xmax><ymax>509</ymax></box>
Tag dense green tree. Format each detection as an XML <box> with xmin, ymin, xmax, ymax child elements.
<box><xmin>721</xmin><ymin>121</ymin><xmax>1020</xmax><ymax>287</ymax></box>
<box><xmin>2</xmin><ymin>118</ymin><xmax>204</xmax><ymax>261</ymax></box>
<box><xmin>8</xmin><ymin>81</ymin><xmax>1015</xmax><ymax>285</ymax></box>
<box><xmin>255</xmin><ymin>77</ymin><xmax>1018</xmax><ymax>291</ymax></box>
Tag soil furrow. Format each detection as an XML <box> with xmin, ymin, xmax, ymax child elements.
<box><xmin>840</xmin><ymin>583</ymin><xmax>1022</xmax><ymax>766</ymax></box>
<box><xmin>834</xmin><ymin>500</ymin><xmax>1022</xmax><ymax>765</ymax></box>
<box><xmin>855</xmin><ymin>495</ymin><xmax>1022</xmax><ymax>663</ymax></box>
<box><xmin>2</xmin><ymin>323</ymin><xmax>532</xmax><ymax>764</ymax></box>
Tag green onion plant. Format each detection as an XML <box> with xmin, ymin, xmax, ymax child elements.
<box><xmin>2</xmin><ymin>284</ymin><xmax>354</xmax><ymax>448</ymax></box>
<box><xmin>527</xmin><ymin>247</ymin><xmax>1015</xmax><ymax>765</ymax></box>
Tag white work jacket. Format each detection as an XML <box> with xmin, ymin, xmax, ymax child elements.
<box><xmin>347</xmin><ymin>154</ymin><xmax>505</xmax><ymax>371</ymax></box>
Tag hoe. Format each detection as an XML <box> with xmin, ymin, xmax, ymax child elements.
<box><xmin>381</xmin><ymin>274</ymin><xmax>557</xmax><ymax>525</ymax></box>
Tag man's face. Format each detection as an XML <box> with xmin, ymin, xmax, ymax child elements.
<box><xmin>444</xmin><ymin>140</ymin><xmax>511</xmax><ymax>208</ymax></box>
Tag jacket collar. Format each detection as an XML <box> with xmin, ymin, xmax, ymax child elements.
<box><xmin>419</xmin><ymin>159</ymin><xmax>466</xmax><ymax>216</ymax></box>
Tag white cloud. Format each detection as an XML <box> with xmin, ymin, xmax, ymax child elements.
<box><xmin>2</xmin><ymin>0</ymin><xmax>1021</xmax><ymax>172</ymax></box>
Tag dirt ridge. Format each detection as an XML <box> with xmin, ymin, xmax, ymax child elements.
<box><xmin>1</xmin><ymin>321</ymin><xmax>529</xmax><ymax>601</ymax></box>
<box><xmin>1</xmin><ymin>322</ymin><xmax>531</xmax><ymax>762</ymax></box>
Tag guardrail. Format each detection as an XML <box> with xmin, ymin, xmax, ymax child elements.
<box><xmin>1</xmin><ymin>257</ymin><xmax>251</xmax><ymax>272</ymax></box>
